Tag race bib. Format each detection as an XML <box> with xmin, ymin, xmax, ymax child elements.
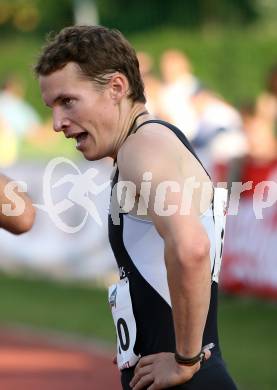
<box><xmin>212</xmin><ymin>188</ymin><xmax>228</xmax><ymax>282</ymax></box>
<box><xmin>108</xmin><ymin>277</ymin><xmax>140</xmax><ymax>370</ymax></box>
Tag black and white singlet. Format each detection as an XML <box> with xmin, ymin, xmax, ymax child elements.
<box><xmin>108</xmin><ymin>120</ymin><xmax>237</xmax><ymax>390</ymax></box>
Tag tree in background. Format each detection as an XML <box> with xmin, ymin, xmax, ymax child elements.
<box><xmin>0</xmin><ymin>0</ymin><xmax>73</xmax><ymax>36</ymax></box>
<box><xmin>97</xmin><ymin>0</ymin><xmax>259</xmax><ymax>34</ymax></box>
<box><xmin>0</xmin><ymin>0</ymin><xmax>261</xmax><ymax>37</ymax></box>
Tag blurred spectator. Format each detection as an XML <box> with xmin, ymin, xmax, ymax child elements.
<box><xmin>0</xmin><ymin>74</ymin><xmax>41</xmax><ymax>166</ymax></box>
<box><xmin>190</xmin><ymin>89</ymin><xmax>246</xmax><ymax>176</ymax></box>
<box><xmin>0</xmin><ymin>115</ymin><xmax>18</xmax><ymax>167</ymax></box>
<box><xmin>215</xmin><ymin>101</ymin><xmax>277</xmax><ymax>192</ymax></box>
<box><xmin>241</xmin><ymin>102</ymin><xmax>277</xmax><ymax>162</ymax></box>
<box><xmin>217</xmin><ymin>102</ymin><xmax>277</xmax><ymax>298</ymax></box>
<box><xmin>256</xmin><ymin>64</ymin><xmax>277</xmax><ymax>130</ymax></box>
<box><xmin>137</xmin><ymin>51</ymin><xmax>163</xmax><ymax>116</ymax></box>
<box><xmin>158</xmin><ymin>49</ymin><xmax>246</xmax><ymax>177</ymax></box>
<box><xmin>159</xmin><ymin>49</ymin><xmax>201</xmax><ymax>139</ymax></box>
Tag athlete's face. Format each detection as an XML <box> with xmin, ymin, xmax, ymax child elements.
<box><xmin>39</xmin><ymin>62</ymin><xmax>119</xmax><ymax>160</ymax></box>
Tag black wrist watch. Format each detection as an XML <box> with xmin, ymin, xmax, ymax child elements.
<box><xmin>174</xmin><ymin>350</ymin><xmax>205</xmax><ymax>366</ymax></box>
<box><xmin>175</xmin><ymin>343</ymin><xmax>215</xmax><ymax>367</ymax></box>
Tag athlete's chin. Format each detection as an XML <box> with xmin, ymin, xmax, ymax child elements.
<box><xmin>81</xmin><ymin>148</ymin><xmax>108</xmax><ymax>161</ymax></box>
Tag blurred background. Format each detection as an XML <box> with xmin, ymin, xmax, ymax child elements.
<box><xmin>0</xmin><ymin>1</ymin><xmax>276</xmax><ymax>389</ymax></box>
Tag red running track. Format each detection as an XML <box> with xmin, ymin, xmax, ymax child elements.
<box><xmin>0</xmin><ymin>328</ymin><xmax>121</xmax><ymax>390</ymax></box>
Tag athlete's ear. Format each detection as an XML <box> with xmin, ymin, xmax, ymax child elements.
<box><xmin>109</xmin><ymin>72</ymin><xmax>129</xmax><ymax>102</ymax></box>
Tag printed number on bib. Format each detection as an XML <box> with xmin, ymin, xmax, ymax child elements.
<box><xmin>108</xmin><ymin>277</ymin><xmax>140</xmax><ymax>370</ymax></box>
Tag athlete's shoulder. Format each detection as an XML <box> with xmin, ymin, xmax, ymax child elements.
<box><xmin>122</xmin><ymin>121</ymin><xmax>179</xmax><ymax>152</ymax></box>
<box><xmin>117</xmin><ymin>122</ymin><xmax>183</xmax><ymax>183</ymax></box>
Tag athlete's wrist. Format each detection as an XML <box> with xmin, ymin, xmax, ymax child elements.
<box><xmin>175</xmin><ymin>349</ymin><xmax>204</xmax><ymax>366</ymax></box>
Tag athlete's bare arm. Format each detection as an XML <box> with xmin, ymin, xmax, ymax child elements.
<box><xmin>118</xmin><ymin>124</ymin><xmax>213</xmax><ymax>389</ymax></box>
<box><xmin>0</xmin><ymin>174</ymin><xmax>35</xmax><ymax>234</ymax></box>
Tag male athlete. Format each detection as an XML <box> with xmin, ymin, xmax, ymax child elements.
<box><xmin>0</xmin><ymin>173</ymin><xmax>35</xmax><ymax>234</ymax></box>
<box><xmin>35</xmin><ymin>25</ymin><xmax>237</xmax><ymax>389</ymax></box>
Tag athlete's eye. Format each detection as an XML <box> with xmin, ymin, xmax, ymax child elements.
<box><xmin>62</xmin><ymin>97</ymin><xmax>74</xmax><ymax>107</ymax></box>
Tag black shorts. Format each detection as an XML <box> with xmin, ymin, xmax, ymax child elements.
<box><xmin>120</xmin><ymin>357</ymin><xmax>237</xmax><ymax>390</ymax></box>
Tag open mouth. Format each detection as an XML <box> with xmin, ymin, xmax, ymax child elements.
<box><xmin>76</xmin><ymin>131</ymin><xmax>88</xmax><ymax>149</ymax></box>
<box><xmin>65</xmin><ymin>131</ymin><xmax>89</xmax><ymax>151</ymax></box>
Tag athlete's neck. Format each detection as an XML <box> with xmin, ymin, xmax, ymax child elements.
<box><xmin>111</xmin><ymin>103</ymin><xmax>148</xmax><ymax>160</ymax></box>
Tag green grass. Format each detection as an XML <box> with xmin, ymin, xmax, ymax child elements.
<box><xmin>0</xmin><ymin>272</ymin><xmax>114</xmax><ymax>342</ymax></box>
<box><xmin>218</xmin><ymin>294</ymin><xmax>277</xmax><ymax>390</ymax></box>
<box><xmin>0</xmin><ymin>272</ymin><xmax>276</xmax><ymax>389</ymax></box>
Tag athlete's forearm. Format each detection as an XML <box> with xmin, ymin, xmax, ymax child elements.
<box><xmin>0</xmin><ymin>174</ymin><xmax>35</xmax><ymax>234</ymax></box>
<box><xmin>165</xmin><ymin>241</ymin><xmax>211</xmax><ymax>357</ymax></box>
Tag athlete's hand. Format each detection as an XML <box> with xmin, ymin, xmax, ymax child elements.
<box><xmin>129</xmin><ymin>350</ymin><xmax>211</xmax><ymax>390</ymax></box>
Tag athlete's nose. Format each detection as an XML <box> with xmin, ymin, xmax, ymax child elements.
<box><xmin>53</xmin><ymin>109</ymin><xmax>70</xmax><ymax>132</ymax></box>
